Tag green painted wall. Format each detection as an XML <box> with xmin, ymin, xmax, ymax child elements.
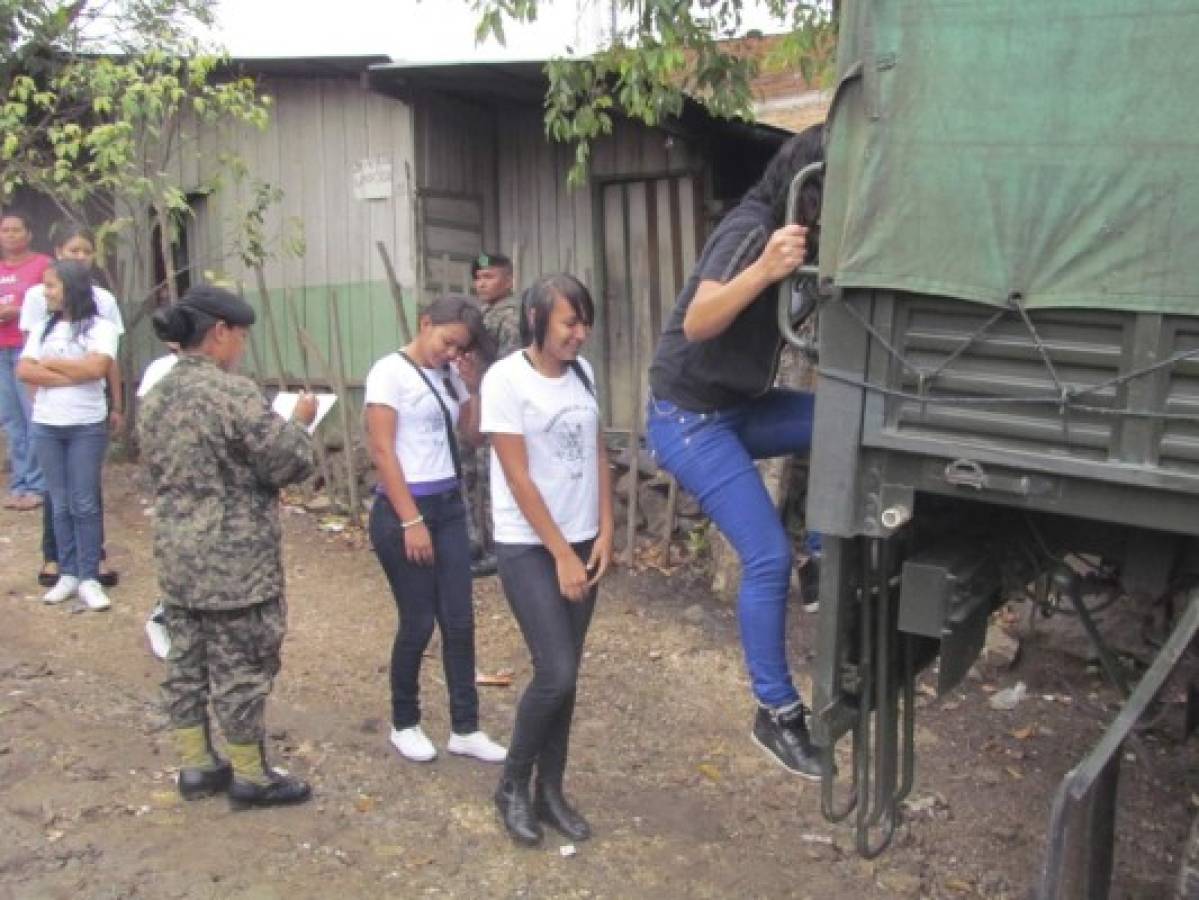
<box><xmin>125</xmin><ymin>280</ymin><xmax>421</xmax><ymax>416</ymax></box>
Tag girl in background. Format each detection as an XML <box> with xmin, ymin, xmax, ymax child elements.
<box><xmin>16</xmin><ymin>260</ymin><xmax>120</xmax><ymax>611</ymax></box>
<box><xmin>0</xmin><ymin>209</ymin><xmax>50</xmax><ymax>509</ymax></box>
<box><xmin>482</xmin><ymin>274</ymin><xmax>613</xmax><ymax>846</ymax></box>
<box><xmin>20</xmin><ymin>223</ymin><xmax>124</xmax><ymax>588</ymax></box>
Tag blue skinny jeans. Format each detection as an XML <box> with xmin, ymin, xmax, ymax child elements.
<box><xmin>0</xmin><ymin>347</ymin><xmax>44</xmax><ymax>495</ymax></box>
<box><xmin>646</xmin><ymin>388</ymin><xmax>818</xmax><ymax>709</ymax></box>
<box><xmin>31</xmin><ymin>420</ymin><xmax>108</xmax><ymax>581</ymax></box>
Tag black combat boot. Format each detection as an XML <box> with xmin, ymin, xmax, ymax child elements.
<box><xmin>534</xmin><ymin>779</ymin><xmax>591</xmax><ymax>841</ymax></box>
<box><xmin>494</xmin><ymin>772</ymin><xmax>542</xmax><ymax>846</ymax></box>
<box><xmin>178</xmin><ymin>760</ymin><xmax>233</xmax><ymax>800</ymax></box>
<box><xmin>227</xmin><ymin>742</ymin><xmax>312</xmax><ymax>811</ymax></box>
<box><xmin>228</xmin><ymin>769</ymin><xmax>312</xmax><ymax>810</ymax></box>
<box><xmin>750</xmin><ymin>702</ymin><xmax>826</xmax><ymax>780</ymax></box>
<box><xmin>175</xmin><ymin>721</ymin><xmax>232</xmax><ymax>800</ymax></box>
<box><xmin>799</xmin><ymin>554</ymin><xmax>821</xmax><ymax>613</ymax></box>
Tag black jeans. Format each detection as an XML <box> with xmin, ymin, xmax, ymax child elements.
<box><xmin>497</xmin><ymin>539</ymin><xmax>596</xmax><ymax>782</ymax></box>
<box><xmin>370</xmin><ymin>490</ymin><xmax>479</xmax><ymax>734</ymax></box>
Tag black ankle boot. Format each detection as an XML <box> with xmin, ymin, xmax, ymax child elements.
<box><xmin>178</xmin><ymin>759</ymin><xmax>233</xmax><ymax>800</ymax></box>
<box><xmin>494</xmin><ymin>775</ymin><xmax>542</xmax><ymax>846</ymax></box>
<box><xmin>535</xmin><ymin>780</ymin><xmax>591</xmax><ymax>841</ymax></box>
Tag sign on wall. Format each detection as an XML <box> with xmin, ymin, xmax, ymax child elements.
<box><xmin>353</xmin><ymin>157</ymin><xmax>393</xmax><ymax>201</ymax></box>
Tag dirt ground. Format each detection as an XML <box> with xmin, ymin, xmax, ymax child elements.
<box><xmin>2</xmin><ymin>462</ymin><xmax>1197</xmax><ymax>900</ymax></box>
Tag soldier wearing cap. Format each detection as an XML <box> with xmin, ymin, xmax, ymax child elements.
<box><xmin>139</xmin><ymin>284</ymin><xmax>319</xmax><ymax>809</ymax></box>
<box><xmin>465</xmin><ymin>253</ymin><xmax>522</xmax><ymax>575</ymax></box>
<box><xmin>472</xmin><ymin>252</ymin><xmax>521</xmax><ymax>360</ymax></box>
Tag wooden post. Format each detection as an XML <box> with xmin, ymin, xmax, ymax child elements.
<box><xmin>661</xmin><ymin>475</ymin><xmax>679</xmax><ymax>553</ymax></box>
<box><xmin>237</xmin><ymin>282</ymin><xmax>266</xmax><ymax>385</ymax></box>
<box><xmin>624</xmin><ymin>287</ymin><xmax>646</xmax><ymax>566</ymax></box>
<box><xmin>253</xmin><ymin>266</ymin><xmax>290</xmax><ymax>394</ymax></box>
<box><xmin>375</xmin><ymin>241</ymin><xmax>412</xmax><ymax>343</ymax></box>
<box><xmin>295</xmin><ymin>321</ymin><xmax>361</xmax><ymax>527</ymax></box>
<box><xmin>282</xmin><ymin>291</ymin><xmax>336</xmax><ymax>506</ymax></box>
<box><xmin>327</xmin><ymin>292</ymin><xmax>363</xmax><ymax>527</ymax></box>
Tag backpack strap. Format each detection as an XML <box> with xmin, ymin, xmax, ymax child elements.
<box><xmin>521</xmin><ymin>351</ymin><xmax>595</xmax><ymax>397</ymax></box>
<box><xmin>568</xmin><ymin>359</ymin><xmax>595</xmax><ymax>397</ymax></box>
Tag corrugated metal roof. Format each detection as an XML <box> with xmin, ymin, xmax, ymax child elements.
<box><xmin>368</xmin><ymin>59</ymin><xmax>548</xmax><ymax>103</ymax></box>
<box><xmin>231</xmin><ymin>55</ymin><xmax>393</xmax><ymax>78</ymax></box>
<box><xmin>368</xmin><ymin>59</ymin><xmax>791</xmax><ymax>146</ymax></box>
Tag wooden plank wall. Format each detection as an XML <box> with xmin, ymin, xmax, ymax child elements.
<box><xmin>493</xmin><ymin>106</ymin><xmax>707</xmax><ymax>428</ymax></box>
<box><xmin>598</xmin><ymin>175</ymin><xmax>702</xmax><ymax>428</ymax></box>
<box><xmin>150</xmin><ymin>75</ymin><xmax>420</xmax><ymax>395</ymax></box>
<box><xmin>413</xmin><ymin>94</ymin><xmax>499</xmax><ymax>301</ymax></box>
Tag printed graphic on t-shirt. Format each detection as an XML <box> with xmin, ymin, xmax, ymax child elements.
<box><xmin>418</xmin><ymin>407</ymin><xmax>446</xmax><ymax>442</ymax></box>
<box><xmin>546</xmin><ymin>407</ymin><xmax>590</xmax><ymax>475</ymax></box>
<box><xmin>41</xmin><ymin>323</ymin><xmax>95</xmax><ymax>359</ymax></box>
<box><xmin>0</xmin><ymin>273</ymin><xmax>19</xmax><ymax>307</ymax></box>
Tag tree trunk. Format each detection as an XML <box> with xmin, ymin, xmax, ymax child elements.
<box><xmin>156</xmin><ymin>204</ymin><xmax>178</xmax><ymax>303</ymax></box>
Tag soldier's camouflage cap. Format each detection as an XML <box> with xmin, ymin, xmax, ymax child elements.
<box><xmin>470</xmin><ymin>252</ymin><xmax>512</xmax><ymax>277</ymax></box>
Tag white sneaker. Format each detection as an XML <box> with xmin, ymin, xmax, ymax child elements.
<box><xmin>145</xmin><ymin>603</ymin><xmax>170</xmax><ymax>658</ymax></box>
<box><xmin>447</xmin><ymin>730</ymin><xmax>507</xmax><ymax>763</ymax></box>
<box><xmin>390</xmin><ymin>726</ymin><xmax>437</xmax><ymax>762</ymax></box>
<box><xmin>78</xmin><ymin>579</ymin><xmax>111</xmax><ymax>611</ymax></box>
<box><xmin>43</xmin><ymin>576</ymin><xmax>80</xmax><ymax>604</ymax></box>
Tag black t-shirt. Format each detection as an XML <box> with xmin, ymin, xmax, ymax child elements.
<box><xmin>648</xmin><ymin>198</ymin><xmax>783</xmax><ymax>412</ymax></box>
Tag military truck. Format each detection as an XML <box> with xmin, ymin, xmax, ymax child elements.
<box><xmin>792</xmin><ymin>3</ymin><xmax>1199</xmax><ymax>896</ymax></box>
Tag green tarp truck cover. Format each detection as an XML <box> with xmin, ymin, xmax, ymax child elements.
<box><xmin>820</xmin><ymin>1</ymin><xmax>1199</xmax><ymax>315</ymax></box>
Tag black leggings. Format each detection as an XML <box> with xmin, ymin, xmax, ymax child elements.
<box><xmin>496</xmin><ymin>539</ymin><xmax>596</xmax><ymax>782</ymax></box>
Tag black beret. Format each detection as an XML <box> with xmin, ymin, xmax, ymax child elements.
<box><xmin>180</xmin><ymin>284</ymin><xmax>256</xmax><ymax>327</ymax></box>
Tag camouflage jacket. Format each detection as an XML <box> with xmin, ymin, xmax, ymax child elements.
<box><xmin>138</xmin><ymin>354</ymin><xmax>315</xmax><ymax>611</ymax></box>
<box><xmin>482</xmin><ymin>294</ymin><xmax>522</xmax><ymax>360</ymax></box>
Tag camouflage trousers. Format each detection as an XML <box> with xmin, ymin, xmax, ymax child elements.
<box><xmin>460</xmin><ymin>441</ymin><xmax>492</xmax><ymax>552</ymax></box>
<box><xmin>161</xmin><ymin>598</ymin><xmax>286</xmax><ymax>745</ymax></box>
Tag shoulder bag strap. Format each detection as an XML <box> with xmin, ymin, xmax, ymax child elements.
<box><xmin>397</xmin><ymin>351</ymin><xmax>462</xmax><ymax>481</ymax></box>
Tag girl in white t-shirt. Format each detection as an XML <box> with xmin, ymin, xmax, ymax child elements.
<box><xmin>20</xmin><ymin>224</ymin><xmax>125</xmax><ymax>590</ymax></box>
<box><xmin>16</xmin><ymin>260</ymin><xmax>121</xmax><ymax>611</ymax></box>
<box><xmin>365</xmin><ymin>294</ymin><xmax>506</xmax><ymax>767</ymax></box>
<box><xmin>480</xmin><ymin>274</ymin><xmax>614</xmax><ymax>847</ymax></box>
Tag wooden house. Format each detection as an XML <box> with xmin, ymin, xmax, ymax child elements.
<box><xmin>138</xmin><ymin>55</ymin><xmax>790</xmax><ymax>429</ymax></box>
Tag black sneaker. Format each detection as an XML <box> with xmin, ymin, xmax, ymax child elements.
<box><xmin>751</xmin><ymin>704</ymin><xmax>826</xmax><ymax>780</ymax></box>
<box><xmin>799</xmin><ymin>555</ymin><xmax>821</xmax><ymax>613</ymax></box>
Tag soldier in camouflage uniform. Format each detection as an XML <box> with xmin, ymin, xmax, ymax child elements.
<box><xmin>465</xmin><ymin>253</ymin><xmax>523</xmax><ymax>576</ymax></box>
<box><xmin>138</xmin><ymin>285</ymin><xmax>318</xmax><ymax>809</ymax></box>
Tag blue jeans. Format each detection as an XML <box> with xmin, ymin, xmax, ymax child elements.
<box><xmin>370</xmin><ymin>489</ymin><xmax>479</xmax><ymax>734</ymax></box>
<box><xmin>31</xmin><ymin>421</ymin><xmax>108</xmax><ymax>581</ymax></box>
<box><xmin>646</xmin><ymin>388</ymin><xmax>818</xmax><ymax>709</ymax></box>
<box><xmin>0</xmin><ymin>347</ymin><xmax>44</xmax><ymax>495</ymax></box>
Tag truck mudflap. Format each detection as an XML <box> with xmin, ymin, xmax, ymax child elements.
<box><xmin>1036</xmin><ymin>587</ymin><xmax>1199</xmax><ymax>900</ymax></box>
